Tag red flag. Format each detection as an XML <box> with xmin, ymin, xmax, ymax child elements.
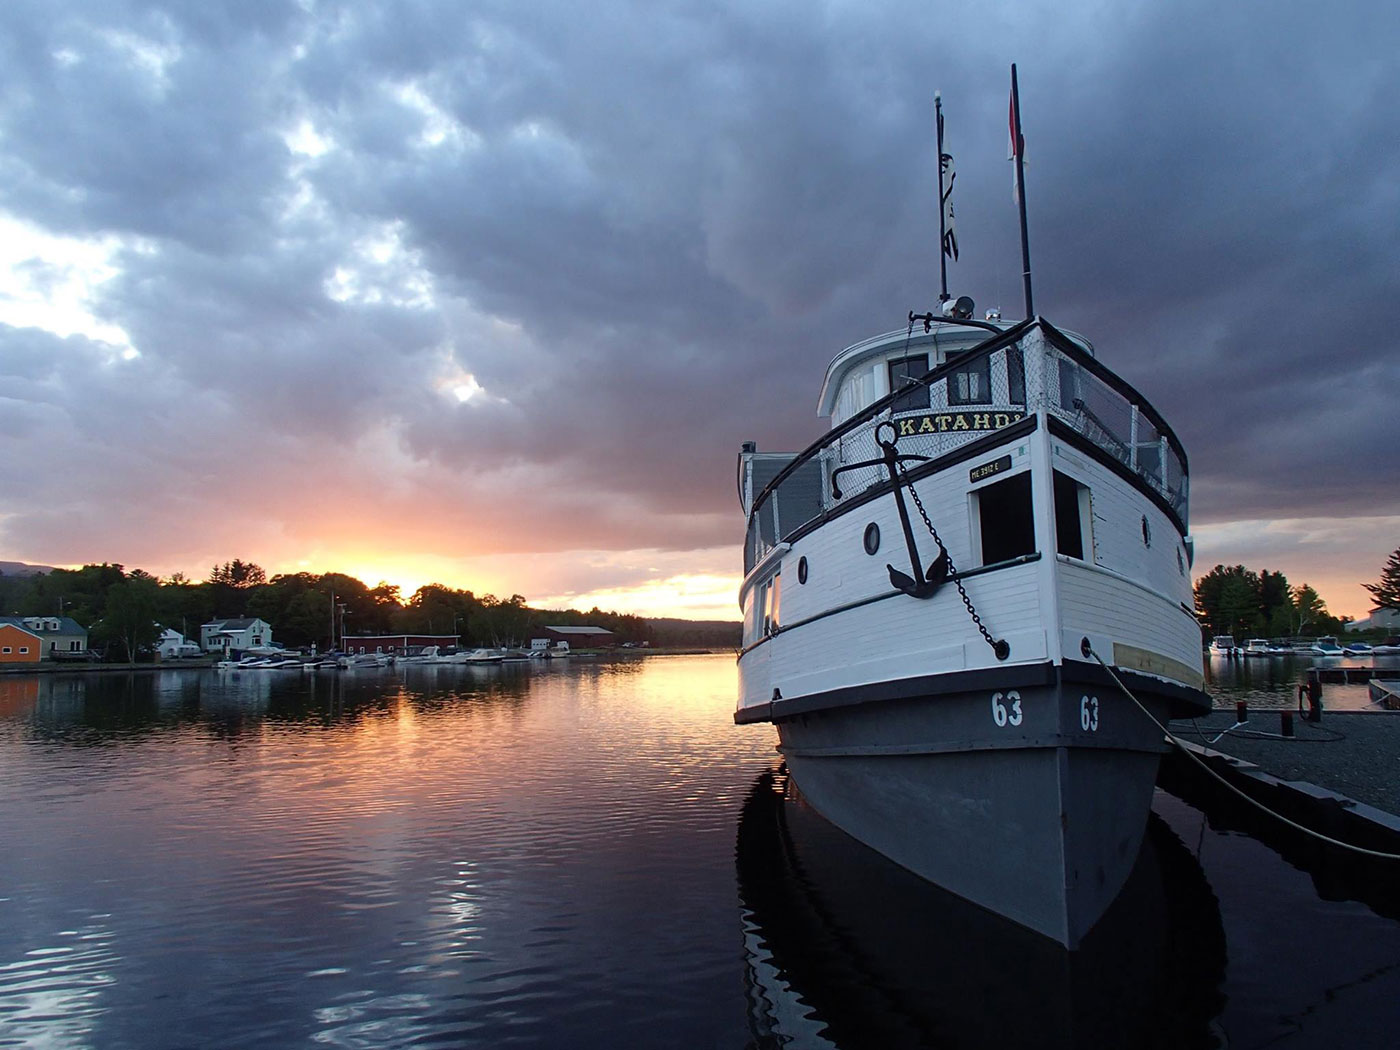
<box><xmin>1008</xmin><ymin>88</ymin><xmax>1021</xmax><ymax>160</ymax></box>
<box><xmin>1008</xmin><ymin>82</ymin><xmax>1027</xmax><ymax>202</ymax></box>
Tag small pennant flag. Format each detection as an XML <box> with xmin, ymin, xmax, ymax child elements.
<box><xmin>940</xmin><ymin>151</ymin><xmax>958</xmax><ymax>260</ymax></box>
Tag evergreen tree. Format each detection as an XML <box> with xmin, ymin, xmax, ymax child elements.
<box><xmin>1194</xmin><ymin>564</ymin><xmax>1260</xmax><ymax>637</ymax></box>
<box><xmin>1363</xmin><ymin>546</ymin><xmax>1400</xmax><ymax>611</ymax></box>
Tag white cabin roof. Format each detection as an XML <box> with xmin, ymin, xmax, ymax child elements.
<box><xmin>815</xmin><ymin>319</ymin><xmax>1094</xmax><ymax>419</ymax></box>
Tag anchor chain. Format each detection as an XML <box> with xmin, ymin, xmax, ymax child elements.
<box><xmin>894</xmin><ymin>457</ymin><xmax>1010</xmax><ymax>660</ymax></box>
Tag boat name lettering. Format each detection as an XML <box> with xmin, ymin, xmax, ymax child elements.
<box><xmin>991</xmin><ymin>690</ymin><xmax>1023</xmax><ymax>728</ymax></box>
<box><xmin>896</xmin><ymin>411</ymin><xmax>1025</xmax><ymax>438</ymax></box>
<box><xmin>970</xmin><ymin>454</ymin><xmax>1014</xmax><ymax>483</ymax></box>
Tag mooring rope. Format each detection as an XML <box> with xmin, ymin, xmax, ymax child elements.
<box><xmin>1170</xmin><ymin>719</ymin><xmax>1347</xmax><ymax>744</ymax></box>
<box><xmin>1086</xmin><ymin>646</ymin><xmax>1400</xmax><ymax>862</ymax></box>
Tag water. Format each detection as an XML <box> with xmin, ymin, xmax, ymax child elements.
<box><xmin>1204</xmin><ymin>652</ymin><xmax>1400</xmax><ymax>711</ymax></box>
<box><xmin>2</xmin><ymin>656</ymin><xmax>1398</xmax><ymax>1048</ymax></box>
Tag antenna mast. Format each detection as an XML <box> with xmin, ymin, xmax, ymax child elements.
<box><xmin>1010</xmin><ymin>64</ymin><xmax>1034</xmax><ymax>318</ymax></box>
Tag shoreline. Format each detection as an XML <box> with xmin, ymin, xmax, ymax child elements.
<box><xmin>0</xmin><ymin>648</ymin><xmax>729</xmax><ymax>675</ymax></box>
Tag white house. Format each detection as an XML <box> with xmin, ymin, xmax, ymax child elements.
<box><xmin>200</xmin><ymin>617</ymin><xmax>274</xmax><ymax>654</ymax></box>
<box><xmin>1346</xmin><ymin>607</ymin><xmax>1400</xmax><ymax>633</ymax></box>
<box><xmin>157</xmin><ymin>628</ymin><xmax>204</xmax><ymax>659</ymax></box>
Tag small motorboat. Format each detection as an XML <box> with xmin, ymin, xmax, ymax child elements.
<box><xmin>1208</xmin><ymin>636</ymin><xmax>1239</xmax><ymax>657</ymax></box>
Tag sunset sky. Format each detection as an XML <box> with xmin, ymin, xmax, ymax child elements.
<box><xmin>1</xmin><ymin>1</ymin><xmax>1396</xmax><ymax>622</ymax></box>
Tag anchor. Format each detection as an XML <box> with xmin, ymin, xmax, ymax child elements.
<box><xmin>831</xmin><ymin>421</ymin><xmax>948</xmax><ymax>600</ymax></box>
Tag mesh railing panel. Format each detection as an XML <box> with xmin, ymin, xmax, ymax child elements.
<box><xmin>745</xmin><ymin>325</ymin><xmax>1188</xmax><ymax>574</ymax></box>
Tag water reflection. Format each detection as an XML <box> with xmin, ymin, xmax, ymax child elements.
<box><xmin>736</xmin><ymin>767</ymin><xmax>1227</xmax><ymax>1049</ymax></box>
<box><xmin>4</xmin><ymin>656</ymin><xmax>1397</xmax><ymax>1048</ymax></box>
<box><xmin>0</xmin><ymin>656</ymin><xmax>771</xmax><ymax>1049</ymax></box>
<box><xmin>1204</xmin><ymin>653</ymin><xmax>1400</xmax><ymax>711</ymax></box>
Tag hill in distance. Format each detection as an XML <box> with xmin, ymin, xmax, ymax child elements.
<box><xmin>0</xmin><ymin>561</ymin><xmax>58</xmax><ymax>576</ymax></box>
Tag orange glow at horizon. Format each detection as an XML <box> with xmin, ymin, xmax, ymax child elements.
<box><xmin>272</xmin><ymin>556</ymin><xmax>745</xmax><ymax>622</ymax></box>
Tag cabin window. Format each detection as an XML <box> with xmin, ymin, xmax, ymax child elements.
<box><xmin>19</xmin><ymin>646</ymin><xmax>28</xmax><ymax>654</ymax></box>
<box><xmin>762</xmin><ymin>573</ymin><xmax>782</xmax><ymax>636</ymax></box>
<box><xmin>1</xmin><ymin>647</ymin><xmax>10</xmax><ymax>655</ymax></box>
<box><xmin>1058</xmin><ymin>358</ymin><xmax>1081</xmax><ymax>412</ymax></box>
<box><xmin>1006</xmin><ymin>345</ymin><xmax>1026</xmax><ymax>405</ymax></box>
<box><xmin>974</xmin><ymin>472</ymin><xmax>1035</xmax><ymax>566</ymax></box>
<box><xmin>888</xmin><ymin>354</ymin><xmax>930</xmax><ymax>412</ymax></box>
<box><xmin>1054</xmin><ymin>470</ymin><xmax>1093</xmax><ymax>560</ymax></box>
<box><xmin>948</xmin><ymin>350</ymin><xmax>991</xmax><ymax>405</ymax></box>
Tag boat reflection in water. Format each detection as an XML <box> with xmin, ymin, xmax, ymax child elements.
<box><xmin>736</xmin><ymin>767</ymin><xmax>1227</xmax><ymax>1049</ymax></box>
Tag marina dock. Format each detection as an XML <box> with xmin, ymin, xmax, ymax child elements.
<box><xmin>1162</xmin><ymin>709</ymin><xmax>1400</xmax><ymax>857</ymax></box>
<box><xmin>1309</xmin><ymin>665</ymin><xmax>1383</xmax><ymax>684</ymax></box>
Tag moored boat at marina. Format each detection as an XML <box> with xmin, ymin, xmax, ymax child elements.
<box><xmin>338</xmin><ymin>652</ymin><xmax>392</xmax><ymax>669</ymax></box>
<box><xmin>1209</xmin><ymin>635</ymin><xmax>1239</xmax><ymax>657</ymax></box>
<box><xmin>733</xmin><ymin>81</ymin><xmax>1209</xmax><ymax>948</ymax></box>
<box><xmin>462</xmin><ymin>648</ymin><xmax>505</xmax><ymax>664</ymax></box>
<box><xmin>1242</xmin><ymin>638</ymin><xmax>1273</xmax><ymax>658</ymax></box>
<box><xmin>1310</xmin><ymin>636</ymin><xmax>1345</xmax><ymax>657</ymax></box>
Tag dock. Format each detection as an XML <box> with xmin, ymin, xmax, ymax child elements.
<box><xmin>1160</xmin><ymin>709</ymin><xmax>1400</xmax><ymax>875</ymax></box>
<box><xmin>1308</xmin><ymin>665</ymin><xmax>1383</xmax><ymax>684</ymax></box>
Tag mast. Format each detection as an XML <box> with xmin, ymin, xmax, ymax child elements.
<box><xmin>1010</xmin><ymin>64</ymin><xmax>1034</xmax><ymax>318</ymax></box>
<box><xmin>936</xmin><ymin>91</ymin><xmax>949</xmax><ymax>303</ymax></box>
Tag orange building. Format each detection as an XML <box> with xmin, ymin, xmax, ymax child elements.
<box><xmin>0</xmin><ymin>623</ymin><xmax>42</xmax><ymax>665</ymax></box>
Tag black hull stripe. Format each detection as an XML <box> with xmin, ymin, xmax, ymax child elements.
<box><xmin>734</xmin><ymin>660</ymin><xmax>1210</xmax><ymax>725</ymax></box>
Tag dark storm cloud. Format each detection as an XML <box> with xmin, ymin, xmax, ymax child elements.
<box><xmin>0</xmin><ymin>0</ymin><xmax>1396</xmax><ymax>588</ymax></box>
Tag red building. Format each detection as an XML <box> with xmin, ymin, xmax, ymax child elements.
<box><xmin>340</xmin><ymin>633</ymin><xmax>460</xmax><ymax>655</ymax></box>
<box><xmin>539</xmin><ymin>625</ymin><xmax>617</xmax><ymax>649</ymax></box>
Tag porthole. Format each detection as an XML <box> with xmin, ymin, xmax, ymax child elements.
<box><xmin>863</xmin><ymin>522</ymin><xmax>881</xmax><ymax>555</ymax></box>
<box><xmin>797</xmin><ymin>556</ymin><xmax>808</xmax><ymax>584</ymax></box>
<box><xmin>1141</xmin><ymin>515</ymin><xmax>1152</xmax><ymax>548</ymax></box>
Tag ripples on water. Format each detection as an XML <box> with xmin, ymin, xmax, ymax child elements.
<box><xmin>1205</xmin><ymin>652</ymin><xmax>1400</xmax><ymax>711</ymax></box>
<box><xmin>1</xmin><ymin>656</ymin><xmax>1398</xmax><ymax>1048</ymax></box>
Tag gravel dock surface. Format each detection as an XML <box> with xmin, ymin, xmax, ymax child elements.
<box><xmin>1168</xmin><ymin>709</ymin><xmax>1400</xmax><ymax>818</ymax></box>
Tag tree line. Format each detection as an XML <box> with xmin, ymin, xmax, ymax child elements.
<box><xmin>1192</xmin><ymin>543</ymin><xmax>1400</xmax><ymax>641</ymax></box>
<box><xmin>0</xmin><ymin>561</ymin><xmax>669</xmax><ymax>659</ymax></box>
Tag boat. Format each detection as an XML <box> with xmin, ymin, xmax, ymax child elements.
<box><xmin>1342</xmin><ymin>641</ymin><xmax>1374</xmax><ymax>657</ymax></box>
<box><xmin>1241</xmin><ymin>638</ymin><xmax>1273</xmax><ymax>658</ymax></box>
<box><xmin>338</xmin><ymin>652</ymin><xmax>392</xmax><ymax>669</ymax></box>
<box><xmin>462</xmin><ymin>648</ymin><xmax>505</xmax><ymax>664</ymax></box>
<box><xmin>1208</xmin><ymin>635</ymin><xmax>1239</xmax><ymax>657</ymax></box>
<box><xmin>1310</xmin><ymin>636</ymin><xmax>1345</xmax><ymax>657</ymax></box>
<box><xmin>733</xmin><ymin>98</ymin><xmax>1209</xmax><ymax>947</ymax></box>
<box><xmin>735</xmin><ymin>768</ymin><xmax>1227</xmax><ymax>1048</ymax></box>
<box><xmin>1373</xmin><ymin>637</ymin><xmax>1400</xmax><ymax>655</ymax></box>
